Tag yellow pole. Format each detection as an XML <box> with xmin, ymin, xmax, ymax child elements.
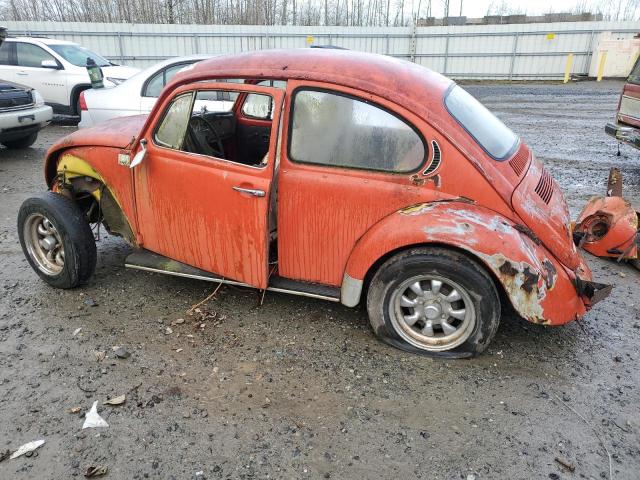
<box><xmin>563</xmin><ymin>53</ymin><xmax>574</xmax><ymax>83</ymax></box>
<box><xmin>597</xmin><ymin>51</ymin><xmax>608</xmax><ymax>81</ymax></box>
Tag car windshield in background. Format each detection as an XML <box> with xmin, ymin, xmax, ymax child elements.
<box><xmin>444</xmin><ymin>85</ymin><xmax>519</xmax><ymax>160</ymax></box>
<box><xmin>49</xmin><ymin>44</ymin><xmax>111</xmax><ymax>67</ymax></box>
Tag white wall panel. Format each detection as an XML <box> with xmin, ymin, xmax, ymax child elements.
<box><xmin>4</xmin><ymin>20</ymin><xmax>639</xmax><ymax>79</ymax></box>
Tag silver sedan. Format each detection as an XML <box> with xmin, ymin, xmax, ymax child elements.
<box><xmin>78</xmin><ymin>54</ymin><xmax>214</xmax><ymax>128</ymax></box>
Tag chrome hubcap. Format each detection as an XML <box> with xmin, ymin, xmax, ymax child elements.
<box><xmin>23</xmin><ymin>213</ymin><xmax>65</xmax><ymax>275</ymax></box>
<box><xmin>390</xmin><ymin>275</ymin><xmax>475</xmax><ymax>351</ymax></box>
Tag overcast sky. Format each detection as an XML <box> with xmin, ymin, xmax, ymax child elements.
<box><xmin>429</xmin><ymin>0</ymin><xmax>603</xmax><ymax>18</ymax></box>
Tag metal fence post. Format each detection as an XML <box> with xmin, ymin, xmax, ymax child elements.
<box><xmin>508</xmin><ymin>32</ymin><xmax>519</xmax><ymax>82</ymax></box>
<box><xmin>192</xmin><ymin>33</ymin><xmax>200</xmax><ymax>54</ymax></box>
<box><xmin>409</xmin><ymin>23</ymin><xmax>417</xmax><ymax>62</ymax></box>
<box><xmin>116</xmin><ymin>32</ymin><xmax>124</xmax><ymax>63</ymax></box>
<box><xmin>585</xmin><ymin>30</ymin><xmax>596</xmax><ymax>75</ymax></box>
<box><xmin>443</xmin><ymin>33</ymin><xmax>450</xmax><ymax>74</ymax></box>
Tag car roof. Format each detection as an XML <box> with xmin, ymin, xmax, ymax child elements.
<box><xmin>8</xmin><ymin>36</ymin><xmax>77</xmax><ymax>46</ymax></box>
<box><xmin>172</xmin><ymin>48</ymin><xmax>452</xmax><ymax>120</ymax></box>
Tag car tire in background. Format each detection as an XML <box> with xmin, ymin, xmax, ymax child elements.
<box><xmin>18</xmin><ymin>192</ymin><xmax>96</xmax><ymax>288</ymax></box>
<box><xmin>366</xmin><ymin>247</ymin><xmax>501</xmax><ymax>358</ymax></box>
<box><xmin>2</xmin><ymin>132</ymin><xmax>38</xmax><ymax>149</ymax></box>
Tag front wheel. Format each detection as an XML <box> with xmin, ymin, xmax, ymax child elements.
<box><xmin>366</xmin><ymin>247</ymin><xmax>501</xmax><ymax>358</ymax></box>
<box><xmin>18</xmin><ymin>192</ymin><xmax>96</xmax><ymax>288</ymax></box>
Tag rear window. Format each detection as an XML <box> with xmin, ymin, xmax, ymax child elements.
<box><xmin>445</xmin><ymin>85</ymin><xmax>518</xmax><ymax>160</ymax></box>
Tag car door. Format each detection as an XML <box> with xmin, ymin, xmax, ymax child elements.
<box><xmin>14</xmin><ymin>42</ymin><xmax>68</xmax><ymax>106</ymax></box>
<box><xmin>133</xmin><ymin>82</ymin><xmax>284</xmax><ymax>289</ymax></box>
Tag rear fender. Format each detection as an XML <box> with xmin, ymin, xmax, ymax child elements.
<box><xmin>343</xmin><ymin>202</ymin><xmax>588</xmax><ymax>325</ymax></box>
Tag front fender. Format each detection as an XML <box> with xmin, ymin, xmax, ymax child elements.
<box><xmin>343</xmin><ymin>201</ymin><xmax>589</xmax><ymax>325</ymax></box>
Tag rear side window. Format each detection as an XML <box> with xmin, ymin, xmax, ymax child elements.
<box><xmin>0</xmin><ymin>41</ymin><xmax>14</xmax><ymax>65</ymax></box>
<box><xmin>445</xmin><ymin>85</ymin><xmax>518</xmax><ymax>160</ymax></box>
<box><xmin>144</xmin><ymin>63</ymin><xmax>194</xmax><ymax>98</ymax></box>
<box><xmin>16</xmin><ymin>43</ymin><xmax>55</xmax><ymax>68</ymax></box>
<box><xmin>289</xmin><ymin>89</ymin><xmax>426</xmax><ymax>173</ymax></box>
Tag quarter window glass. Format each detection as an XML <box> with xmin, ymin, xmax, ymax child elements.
<box><xmin>0</xmin><ymin>42</ymin><xmax>13</xmax><ymax>65</ymax></box>
<box><xmin>145</xmin><ymin>70</ymin><xmax>164</xmax><ymax>97</ymax></box>
<box><xmin>164</xmin><ymin>63</ymin><xmax>188</xmax><ymax>84</ymax></box>
<box><xmin>16</xmin><ymin>43</ymin><xmax>55</xmax><ymax>68</ymax></box>
<box><xmin>155</xmin><ymin>93</ymin><xmax>194</xmax><ymax>149</ymax></box>
<box><xmin>290</xmin><ymin>90</ymin><xmax>425</xmax><ymax>172</ymax></box>
<box><xmin>445</xmin><ymin>85</ymin><xmax>518</xmax><ymax>160</ymax></box>
<box><xmin>242</xmin><ymin>80</ymin><xmax>286</xmax><ymax>120</ymax></box>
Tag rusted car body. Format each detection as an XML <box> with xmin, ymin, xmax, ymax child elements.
<box><xmin>18</xmin><ymin>49</ymin><xmax>609</xmax><ymax>357</ymax></box>
<box><xmin>605</xmin><ymin>55</ymin><xmax>640</xmax><ymax>148</ymax></box>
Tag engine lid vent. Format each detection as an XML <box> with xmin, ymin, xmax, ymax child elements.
<box><xmin>534</xmin><ymin>168</ymin><xmax>554</xmax><ymax>204</ymax></box>
<box><xmin>509</xmin><ymin>144</ymin><xmax>529</xmax><ymax>176</ymax></box>
<box><xmin>423</xmin><ymin>140</ymin><xmax>441</xmax><ymax>176</ymax></box>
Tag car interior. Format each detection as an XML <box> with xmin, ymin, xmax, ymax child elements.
<box><xmin>182</xmin><ymin>81</ymin><xmax>284</xmax><ymax>167</ymax></box>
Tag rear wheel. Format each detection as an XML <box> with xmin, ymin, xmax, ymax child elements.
<box><xmin>2</xmin><ymin>132</ymin><xmax>37</xmax><ymax>149</ymax></box>
<box><xmin>18</xmin><ymin>192</ymin><xmax>96</xmax><ymax>288</ymax></box>
<box><xmin>367</xmin><ymin>247</ymin><xmax>501</xmax><ymax>358</ymax></box>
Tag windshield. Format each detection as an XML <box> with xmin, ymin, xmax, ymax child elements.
<box><xmin>49</xmin><ymin>44</ymin><xmax>111</xmax><ymax>67</ymax></box>
<box><xmin>445</xmin><ymin>85</ymin><xmax>519</xmax><ymax>160</ymax></box>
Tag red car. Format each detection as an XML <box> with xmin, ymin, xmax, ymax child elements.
<box><xmin>606</xmin><ymin>55</ymin><xmax>640</xmax><ymax>148</ymax></box>
<box><xmin>18</xmin><ymin>49</ymin><xmax>610</xmax><ymax>358</ymax></box>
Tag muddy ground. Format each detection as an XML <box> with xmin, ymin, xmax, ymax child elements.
<box><xmin>0</xmin><ymin>80</ymin><xmax>639</xmax><ymax>480</ymax></box>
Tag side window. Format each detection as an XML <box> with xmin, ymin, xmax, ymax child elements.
<box><xmin>289</xmin><ymin>89</ymin><xmax>426</xmax><ymax>173</ymax></box>
<box><xmin>242</xmin><ymin>80</ymin><xmax>286</xmax><ymax>120</ymax></box>
<box><xmin>0</xmin><ymin>42</ymin><xmax>14</xmax><ymax>65</ymax></box>
<box><xmin>144</xmin><ymin>70</ymin><xmax>164</xmax><ymax>98</ymax></box>
<box><xmin>164</xmin><ymin>63</ymin><xmax>188</xmax><ymax>85</ymax></box>
<box><xmin>144</xmin><ymin>63</ymin><xmax>194</xmax><ymax>98</ymax></box>
<box><xmin>154</xmin><ymin>93</ymin><xmax>194</xmax><ymax>149</ymax></box>
<box><xmin>16</xmin><ymin>43</ymin><xmax>55</xmax><ymax>68</ymax></box>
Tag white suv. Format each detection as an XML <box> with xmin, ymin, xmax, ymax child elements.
<box><xmin>0</xmin><ymin>37</ymin><xmax>138</xmax><ymax>116</ymax></box>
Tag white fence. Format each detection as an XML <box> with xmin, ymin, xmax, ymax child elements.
<box><xmin>4</xmin><ymin>20</ymin><xmax>640</xmax><ymax>79</ymax></box>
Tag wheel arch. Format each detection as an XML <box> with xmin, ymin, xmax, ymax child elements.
<box><xmin>342</xmin><ymin>201</ymin><xmax>585</xmax><ymax>325</ymax></box>
<box><xmin>47</xmin><ymin>152</ymin><xmax>136</xmax><ymax>245</ymax></box>
<box><xmin>70</xmin><ymin>83</ymin><xmax>91</xmax><ymax>115</ymax></box>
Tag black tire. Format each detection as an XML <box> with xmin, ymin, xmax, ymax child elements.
<box><xmin>366</xmin><ymin>247</ymin><xmax>501</xmax><ymax>358</ymax></box>
<box><xmin>2</xmin><ymin>132</ymin><xmax>37</xmax><ymax>149</ymax></box>
<box><xmin>17</xmin><ymin>192</ymin><xmax>96</xmax><ymax>288</ymax></box>
<box><xmin>631</xmin><ymin>259</ymin><xmax>640</xmax><ymax>271</ymax></box>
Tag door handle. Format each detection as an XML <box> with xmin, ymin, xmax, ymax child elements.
<box><xmin>232</xmin><ymin>186</ymin><xmax>265</xmax><ymax>197</ymax></box>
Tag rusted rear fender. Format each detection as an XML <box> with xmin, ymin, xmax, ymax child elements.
<box><xmin>343</xmin><ymin>202</ymin><xmax>588</xmax><ymax>325</ymax></box>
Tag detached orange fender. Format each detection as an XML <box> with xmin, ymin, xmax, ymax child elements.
<box><xmin>342</xmin><ymin>201</ymin><xmax>589</xmax><ymax>325</ymax></box>
<box><xmin>575</xmin><ymin>196</ymin><xmax>638</xmax><ymax>260</ymax></box>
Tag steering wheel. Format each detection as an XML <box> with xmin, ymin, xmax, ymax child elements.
<box><xmin>188</xmin><ymin>115</ymin><xmax>225</xmax><ymax>159</ymax></box>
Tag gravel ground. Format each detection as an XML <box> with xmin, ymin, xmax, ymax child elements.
<box><xmin>0</xmin><ymin>80</ymin><xmax>639</xmax><ymax>480</ymax></box>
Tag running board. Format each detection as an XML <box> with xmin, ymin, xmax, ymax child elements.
<box><xmin>125</xmin><ymin>249</ymin><xmax>340</xmax><ymax>302</ymax></box>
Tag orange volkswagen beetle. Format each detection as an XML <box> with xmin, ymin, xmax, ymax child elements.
<box><xmin>18</xmin><ymin>49</ymin><xmax>610</xmax><ymax>357</ymax></box>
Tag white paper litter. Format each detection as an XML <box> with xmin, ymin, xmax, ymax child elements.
<box><xmin>10</xmin><ymin>439</ymin><xmax>45</xmax><ymax>459</ymax></box>
<box><xmin>82</xmin><ymin>401</ymin><xmax>109</xmax><ymax>429</ymax></box>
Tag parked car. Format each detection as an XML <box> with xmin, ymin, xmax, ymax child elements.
<box><xmin>17</xmin><ymin>49</ymin><xmax>610</xmax><ymax>358</ymax></box>
<box><xmin>605</xmin><ymin>54</ymin><xmax>640</xmax><ymax>149</ymax></box>
<box><xmin>79</xmin><ymin>55</ymin><xmax>214</xmax><ymax>128</ymax></box>
<box><xmin>0</xmin><ymin>28</ymin><xmax>52</xmax><ymax>148</ymax></box>
<box><xmin>0</xmin><ymin>36</ymin><xmax>138</xmax><ymax>115</ymax></box>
